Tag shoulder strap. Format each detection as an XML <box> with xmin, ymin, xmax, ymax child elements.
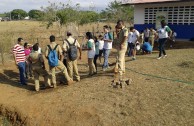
<box><xmin>53</xmin><ymin>44</ymin><xmax>58</xmax><ymax>50</ymax></box>
<box><xmin>73</xmin><ymin>39</ymin><xmax>76</xmax><ymax>45</ymax></box>
<box><xmin>65</xmin><ymin>39</ymin><xmax>72</xmax><ymax>46</ymax></box>
<box><xmin>47</xmin><ymin>45</ymin><xmax>52</xmax><ymax>51</ymax></box>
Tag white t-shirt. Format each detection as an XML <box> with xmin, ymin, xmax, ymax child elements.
<box><xmin>158</xmin><ymin>26</ymin><xmax>171</xmax><ymax>39</ymax></box>
<box><xmin>87</xmin><ymin>39</ymin><xmax>95</xmax><ymax>58</ymax></box>
<box><xmin>103</xmin><ymin>33</ymin><xmax>112</xmax><ymax>49</ymax></box>
<box><xmin>99</xmin><ymin>40</ymin><xmax>104</xmax><ymax>50</ymax></box>
<box><xmin>127</xmin><ymin>32</ymin><xmax>133</xmax><ymax>43</ymax></box>
<box><xmin>130</xmin><ymin>30</ymin><xmax>140</xmax><ymax>43</ymax></box>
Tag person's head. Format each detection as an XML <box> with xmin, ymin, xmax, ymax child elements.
<box><xmin>33</xmin><ymin>44</ymin><xmax>39</xmax><ymax>51</ymax></box>
<box><xmin>93</xmin><ymin>36</ymin><xmax>98</xmax><ymax>42</ymax></box>
<box><xmin>98</xmin><ymin>35</ymin><xmax>103</xmax><ymax>40</ymax></box>
<box><xmin>86</xmin><ymin>32</ymin><xmax>93</xmax><ymax>39</ymax></box>
<box><xmin>117</xmin><ymin>20</ymin><xmax>124</xmax><ymax>29</ymax></box>
<box><xmin>161</xmin><ymin>20</ymin><xmax>166</xmax><ymax>28</ymax></box>
<box><xmin>35</xmin><ymin>42</ymin><xmax>39</xmax><ymax>46</ymax></box>
<box><xmin>18</xmin><ymin>37</ymin><xmax>24</xmax><ymax>45</ymax></box>
<box><xmin>49</xmin><ymin>35</ymin><xmax>55</xmax><ymax>42</ymax></box>
<box><xmin>103</xmin><ymin>25</ymin><xmax>109</xmax><ymax>33</ymax></box>
<box><xmin>24</xmin><ymin>42</ymin><xmax>28</xmax><ymax>48</ymax></box>
<box><xmin>130</xmin><ymin>27</ymin><xmax>135</xmax><ymax>32</ymax></box>
<box><xmin>150</xmin><ymin>27</ymin><xmax>154</xmax><ymax>31</ymax></box>
<box><xmin>145</xmin><ymin>27</ymin><xmax>149</xmax><ymax>31</ymax></box>
<box><xmin>67</xmin><ymin>31</ymin><xmax>72</xmax><ymax>37</ymax></box>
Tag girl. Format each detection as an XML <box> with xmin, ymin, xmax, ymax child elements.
<box><xmin>98</xmin><ymin>35</ymin><xmax>104</xmax><ymax>65</ymax></box>
<box><xmin>24</xmin><ymin>42</ymin><xmax>32</xmax><ymax>78</ymax></box>
<box><xmin>157</xmin><ymin>20</ymin><xmax>172</xmax><ymax>59</ymax></box>
<box><xmin>83</xmin><ymin>32</ymin><xmax>96</xmax><ymax>76</ymax></box>
<box><xmin>93</xmin><ymin>36</ymin><xmax>99</xmax><ymax>73</ymax></box>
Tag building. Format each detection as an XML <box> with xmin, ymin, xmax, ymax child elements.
<box><xmin>122</xmin><ymin>0</ymin><xmax>194</xmax><ymax>39</ymax></box>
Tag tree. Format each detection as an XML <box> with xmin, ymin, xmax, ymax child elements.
<box><xmin>100</xmin><ymin>0</ymin><xmax>134</xmax><ymax>22</ymax></box>
<box><xmin>11</xmin><ymin>9</ymin><xmax>28</xmax><ymax>20</ymax></box>
<box><xmin>79</xmin><ymin>11</ymin><xmax>99</xmax><ymax>25</ymax></box>
<box><xmin>28</xmin><ymin>10</ymin><xmax>43</xmax><ymax>20</ymax></box>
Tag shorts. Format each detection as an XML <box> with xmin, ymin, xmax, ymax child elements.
<box><xmin>128</xmin><ymin>43</ymin><xmax>136</xmax><ymax>50</ymax></box>
<box><xmin>99</xmin><ymin>49</ymin><xmax>103</xmax><ymax>57</ymax></box>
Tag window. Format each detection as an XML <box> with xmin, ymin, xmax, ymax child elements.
<box><xmin>144</xmin><ymin>6</ymin><xmax>193</xmax><ymax>25</ymax></box>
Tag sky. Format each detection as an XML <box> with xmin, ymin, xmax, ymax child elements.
<box><xmin>0</xmin><ymin>0</ymin><xmax>114</xmax><ymax>13</ymax></box>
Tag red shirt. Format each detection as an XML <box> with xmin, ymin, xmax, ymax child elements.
<box><xmin>12</xmin><ymin>44</ymin><xmax>26</xmax><ymax>63</ymax></box>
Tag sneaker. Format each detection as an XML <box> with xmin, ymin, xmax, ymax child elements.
<box><xmin>157</xmin><ymin>57</ymin><xmax>162</xmax><ymax>60</ymax></box>
<box><xmin>163</xmin><ymin>55</ymin><xmax>167</xmax><ymax>58</ymax></box>
<box><xmin>76</xmin><ymin>78</ymin><xmax>81</xmax><ymax>82</ymax></box>
<box><xmin>132</xmin><ymin>57</ymin><xmax>136</xmax><ymax>60</ymax></box>
<box><xmin>103</xmin><ymin>68</ymin><xmax>107</xmax><ymax>71</ymax></box>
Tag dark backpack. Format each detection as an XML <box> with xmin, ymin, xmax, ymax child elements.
<box><xmin>47</xmin><ymin>44</ymin><xmax>59</xmax><ymax>67</ymax></box>
<box><xmin>66</xmin><ymin>39</ymin><xmax>77</xmax><ymax>61</ymax></box>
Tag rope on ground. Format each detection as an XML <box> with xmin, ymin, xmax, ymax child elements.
<box><xmin>125</xmin><ymin>68</ymin><xmax>194</xmax><ymax>85</ymax></box>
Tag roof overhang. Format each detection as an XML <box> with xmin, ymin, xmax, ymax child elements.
<box><xmin>122</xmin><ymin>0</ymin><xmax>191</xmax><ymax>5</ymax></box>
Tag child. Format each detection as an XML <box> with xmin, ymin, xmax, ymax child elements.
<box><xmin>93</xmin><ymin>36</ymin><xmax>99</xmax><ymax>73</ymax></box>
<box><xmin>98</xmin><ymin>35</ymin><xmax>104</xmax><ymax>64</ymax></box>
<box><xmin>28</xmin><ymin>44</ymin><xmax>53</xmax><ymax>91</ymax></box>
<box><xmin>82</xmin><ymin>32</ymin><xmax>96</xmax><ymax>76</ymax></box>
<box><xmin>24</xmin><ymin>42</ymin><xmax>32</xmax><ymax>79</ymax></box>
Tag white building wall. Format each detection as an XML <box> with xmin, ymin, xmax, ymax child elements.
<box><xmin>134</xmin><ymin>1</ymin><xmax>194</xmax><ymax>24</ymax></box>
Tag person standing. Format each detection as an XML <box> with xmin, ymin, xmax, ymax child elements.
<box><xmin>93</xmin><ymin>36</ymin><xmax>99</xmax><ymax>73</ymax></box>
<box><xmin>127</xmin><ymin>30</ymin><xmax>133</xmax><ymax>57</ymax></box>
<box><xmin>45</xmin><ymin>35</ymin><xmax>74</xmax><ymax>88</ymax></box>
<box><xmin>28</xmin><ymin>44</ymin><xmax>52</xmax><ymax>91</ymax></box>
<box><xmin>102</xmin><ymin>25</ymin><xmax>113</xmax><ymax>71</ymax></box>
<box><xmin>12</xmin><ymin>38</ymin><xmax>27</xmax><ymax>85</ymax></box>
<box><xmin>98</xmin><ymin>35</ymin><xmax>104</xmax><ymax>65</ymax></box>
<box><xmin>149</xmin><ymin>28</ymin><xmax>157</xmax><ymax>48</ymax></box>
<box><xmin>63</xmin><ymin>32</ymin><xmax>82</xmax><ymax>82</ymax></box>
<box><xmin>24</xmin><ymin>42</ymin><xmax>33</xmax><ymax>79</ymax></box>
<box><xmin>144</xmin><ymin>27</ymin><xmax>150</xmax><ymax>42</ymax></box>
<box><xmin>129</xmin><ymin>27</ymin><xmax>140</xmax><ymax>60</ymax></box>
<box><xmin>82</xmin><ymin>32</ymin><xmax>96</xmax><ymax>76</ymax></box>
<box><xmin>117</xmin><ymin>20</ymin><xmax>128</xmax><ymax>75</ymax></box>
<box><xmin>157</xmin><ymin>20</ymin><xmax>172</xmax><ymax>59</ymax></box>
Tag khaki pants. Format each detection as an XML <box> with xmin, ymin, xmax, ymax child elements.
<box><xmin>32</xmin><ymin>66</ymin><xmax>51</xmax><ymax>91</ymax></box>
<box><xmin>149</xmin><ymin>37</ymin><xmax>155</xmax><ymax>48</ymax></box>
<box><xmin>88</xmin><ymin>58</ymin><xmax>96</xmax><ymax>75</ymax></box>
<box><xmin>66</xmin><ymin>57</ymin><xmax>80</xmax><ymax>81</ymax></box>
<box><xmin>50</xmin><ymin>60</ymin><xmax>71</xmax><ymax>86</ymax></box>
<box><xmin>118</xmin><ymin>47</ymin><xmax>127</xmax><ymax>76</ymax></box>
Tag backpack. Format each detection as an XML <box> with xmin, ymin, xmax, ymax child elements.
<box><xmin>47</xmin><ymin>44</ymin><xmax>59</xmax><ymax>67</ymax></box>
<box><xmin>66</xmin><ymin>39</ymin><xmax>77</xmax><ymax>61</ymax></box>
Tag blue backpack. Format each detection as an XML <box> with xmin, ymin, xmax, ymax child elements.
<box><xmin>47</xmin><ymin>45</ymin><xmax>59</xmax><ymax>67</ymax></box>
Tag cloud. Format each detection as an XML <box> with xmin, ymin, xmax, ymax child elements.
<box><xmin>0</xmin><ymin>0</ymin><xmax>114</xmax><ymax>13</ymax></box>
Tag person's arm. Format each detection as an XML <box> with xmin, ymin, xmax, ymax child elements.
<box><xmin>104</xmin><ymin>32</ymin><xmax>113</xmax><ymax>43</ymax></box>
<box><xmin>135</xmin><ymin>31</ymin><xmax>140</xmax><ymax>43</ymax></box>
<box><xmin>45</xmin><ymin>46</ymin><xmax>49</xmax><ymax>59</ymax></box>
<box><xmin>120</xmin><ymin>29</ymin><xmax>128</xmax><ymax>49</ymax></box>
<box><xmin>13</xmin><ymin>53</ymin><xmax>18</xmax><ymax>67</ymax></box>
<box><xmin>39</xmin><ymin>54</ymin><xmax>45</xmax><ymax>69</ymax></box>
<box><xmin>58</xmin><ymin>46</ymin><xmax>63</xmax><ymax>62</ymax></box>
<box><xmin>82</xmin><ymin>41</ymin><xmax>92</xmax><ymax>51</ymax></box>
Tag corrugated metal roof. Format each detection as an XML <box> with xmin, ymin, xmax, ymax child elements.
<box><xmin>122</xmin><ymin>0</ymin><xmax>185</xmax><ymax>5</ymax></box>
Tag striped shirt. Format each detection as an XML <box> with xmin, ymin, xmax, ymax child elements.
<box><xmin>12</xmin><ymin>44</ymin><xmax>26</xmax><ymax>63</ymax></box>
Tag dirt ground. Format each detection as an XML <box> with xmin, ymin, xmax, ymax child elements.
<box><xmin>0</xmin><ymin>41</ymin><xmax>194</xmax><ymax>125</ymax></box>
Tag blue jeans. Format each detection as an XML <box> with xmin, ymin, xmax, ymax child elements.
<box><xmin>158</xmin><ymin>38</ymin><xmax>167</xmax><ymax>57</ymax></box>
<box><xmin>103</xmin><ymin>49</ymin><xmax>110</xmax><ymax>68</ymax></box>
<box><xmin>18</xmin><ymin>62</ymin><xmax>26</xmax><ymax>84</ymax></box>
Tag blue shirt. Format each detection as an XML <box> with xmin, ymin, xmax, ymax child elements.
<box><xmin>142</xmin><ymin>42</ymin><xmax>152</xmax><ymax>52</ymax></box>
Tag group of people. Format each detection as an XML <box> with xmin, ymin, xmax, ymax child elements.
<box><xmin>12</xmin><ymin>20</ymin><xmax>173</xmax><ymax>91</ymax></box>
<box><xmin>127</xmin><ymin>20</ymin><xmax>174</xmax><ymax>60</ymax></box>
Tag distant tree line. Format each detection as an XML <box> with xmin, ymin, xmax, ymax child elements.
<box><xmin>1</xmin><ymin>0</ymin><xmax>133</xmax><ymax>24</ymax></box>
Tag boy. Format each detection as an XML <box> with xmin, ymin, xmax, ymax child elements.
<box><xmin>28</xmin><ymin>44</ymin><xmax>52</xmax><ymax>91</ymax></box>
